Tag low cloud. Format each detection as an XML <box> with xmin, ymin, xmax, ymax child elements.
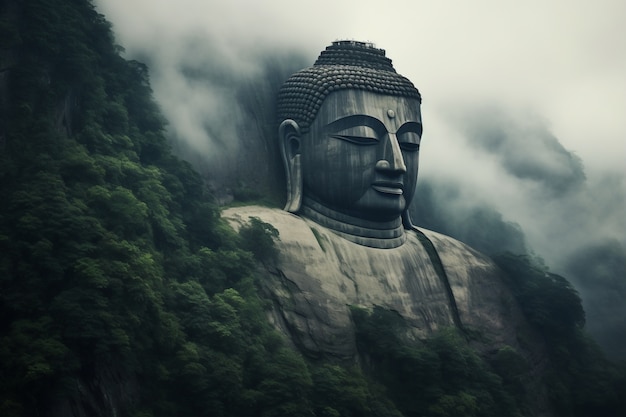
<box><xmin>411</xmin><ymin>178</ymin><xmax>528</xmax><ymax>256</ymax></box>
<box><xmin>116</xmin><ymin>30</ymin><xmax>307</xmax><ymax>201</ymax></box>
<box><xmin>448</xmin><ymin>104</ymin><xmax>586</xmax><ymax>197</ymax></box>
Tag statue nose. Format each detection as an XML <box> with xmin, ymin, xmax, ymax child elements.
<box><xmin>376</xmin><ymin>133</ymin><xmax>407</xmax><ymax>174</ymax></box>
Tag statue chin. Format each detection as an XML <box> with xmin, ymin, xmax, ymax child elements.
<box><xmin>282</xmin><ymin>153</ymin><xmax>409</xmax><ymax>248</ymax></box>
<box><xmin>299</xmin><ymin>196</ymin><xmax>407</xmax><ymax>249</ymax></box>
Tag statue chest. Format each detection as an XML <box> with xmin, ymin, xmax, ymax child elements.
<box><xmin>271</xmin><ymin>217</ymin><xmax>457</xmax><ymax>333</ymax></box>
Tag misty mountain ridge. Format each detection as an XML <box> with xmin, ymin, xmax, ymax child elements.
<box><xmin>448</xmin><ymin>104</ymin><xmax>587</xmax><ymax>197</ymax></box>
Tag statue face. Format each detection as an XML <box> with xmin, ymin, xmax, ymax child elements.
<box><xmin>300</xmin><ymin>89</ymin><xmax>422</xmax><ymax>221</ymax></box>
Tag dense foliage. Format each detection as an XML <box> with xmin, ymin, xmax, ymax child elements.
<box><xmin>494</xmin><ymin>254</ymin><xmax>626</xmax><ymax>416</ymax></box>
<box><xmin>0</xmin><ymin>0</ymin><xmax>312</xmax><ymax>414</ymax></box>
<box><xmin>1</xmin><ymin>0</ymin><xmax>624</xmax><ymax>416</ymax></box>
<box><xmin>351</xmin><ymin>307</ymin><xmax>531</xmax><ymax>417</ymax></box>
<box><xmin>564</xmin><ymin>239</ymin><xmax>626</xmax><ymax>359</ymax></box>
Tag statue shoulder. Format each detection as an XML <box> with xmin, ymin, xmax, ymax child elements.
<box><xmin>221</xmin><ymin>205</ymin><xmax>325</xmax><ymax>254</ymax></box>
<box><xmin>221</xmin><ymin>205</ymin><xmax>299</xmax><ymax>231</ymax></box>
<box><xmin>416</xmin><ymin>227</ymin><xmax>523</xmax><ymax>345</ymax></box>
<box><xmin>416</xmin><ymin>227</ymin><xmax>494</xmax><ymax>266</ymax></box>
<box><xmin>415</xmin><ymin>226</ymin><xmax>502</xmax><ymax>290</ymax></box>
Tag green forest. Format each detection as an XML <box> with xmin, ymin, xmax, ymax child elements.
<box><xmin>0</xmin><ymin>1</ymin><xmax>624</xmax><ymax>416</ymax></box>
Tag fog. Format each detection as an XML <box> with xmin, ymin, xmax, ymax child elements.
<box><xmin>95</xmin><ymin>0</ymin><xmax>626</xmax><ymax>358</ymax></box>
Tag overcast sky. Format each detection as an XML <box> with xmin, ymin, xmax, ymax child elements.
<box><xmin>95</xmin><ymin>0</ymin><xmax>626</xmax><ymax>356</ymax></box>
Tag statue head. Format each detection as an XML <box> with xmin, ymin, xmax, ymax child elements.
<box><xmin>277</xmin><ymin>41</ymin><xmax>423</xmax><ymax>248</ymax></box>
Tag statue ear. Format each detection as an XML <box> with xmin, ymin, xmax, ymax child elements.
<box><xmin>279</xmin><ymin>119</ymin><xmax>302</xmax><ymax>213</ymax></box>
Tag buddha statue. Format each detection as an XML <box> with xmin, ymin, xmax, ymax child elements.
<box><xmin>223</xmin><ymin>41</ymin><xmax>533</xmax><ymax>359</ymax></box>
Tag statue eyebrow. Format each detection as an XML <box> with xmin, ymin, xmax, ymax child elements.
<box><xmin>326</xmin><ymin>114</ymin><xmax>386</xmax><ymax>133</ymax></box>
<box><xmin>327</xmin><ymin>115</ymin><xmax>422</xmax><ymax>136</ymax></box>
<box><xmin>396</xmin><ymin>121</ymin><xmax>423</xmax><ymax>136</ymax></box>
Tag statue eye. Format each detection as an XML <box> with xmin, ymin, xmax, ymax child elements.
<box><xmin>399</xmin><ymin>142</ymin><xmax>420</xmax><ymax>152</ymax></box>
<box><xmin>398</xmin><ymin>131</ymin><xmax>421</xmax><ymax>152</ymax></box>
<box><xmin>330</xmin><ymin>126</ymin><xmax>379</xmax><ymax>145</ymax></box>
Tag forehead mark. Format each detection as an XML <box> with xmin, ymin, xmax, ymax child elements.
<box><xmin>387</xmin><ymin>109</ymin><xmax>395</xmax><ymax>119</ymax></box>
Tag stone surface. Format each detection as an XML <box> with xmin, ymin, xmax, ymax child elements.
<box><xmin>223</xmin><ymin>205</ymin><xmax>533</xmax><ymax>359</ymax></box>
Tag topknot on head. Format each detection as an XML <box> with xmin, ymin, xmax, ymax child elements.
<box><xmin>314</xmin><ymin>40</ymin><xmax>395</xmax><ymax>72</ymax></box>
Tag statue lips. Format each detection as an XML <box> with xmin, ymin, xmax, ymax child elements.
<box><xmin>372</xmin><ymin>182</ymin><xmax>404</xmax><ymax>195</ymax></box>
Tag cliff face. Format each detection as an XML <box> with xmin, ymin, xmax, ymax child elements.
<box><xmin>0</xmin><ymin>0</ymin><xmax>18</xmax><ymax>145</ymax></box>
<box><xmin>223</xmin><ymin>206</ymin><xmax>544</xmax><ymax>363</ymax></box>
